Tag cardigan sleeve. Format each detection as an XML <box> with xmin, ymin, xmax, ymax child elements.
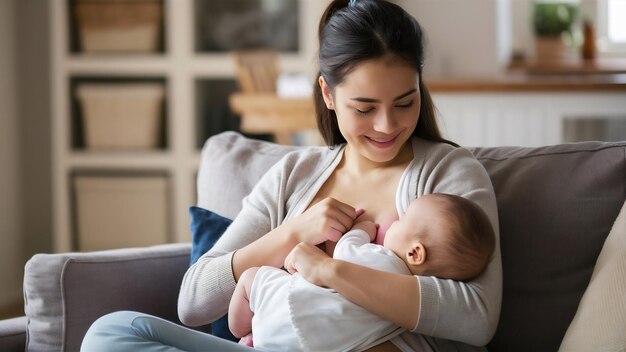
<box><xmin>177</xmin><ymin>148</ymin><xmax>333</xmax><ymax>327</ymax></box>
<box><xmin>412</xmin><ymin>144</ymin><xmax>502</xmax><ymax>347</ymax></box>
<box><xmin>177</xmin><ymin>155</ymin><xmax>289</xmax><ymax>326</ymax></box>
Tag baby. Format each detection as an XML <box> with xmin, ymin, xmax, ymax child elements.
<box><xmin>228</xmin><ymin>193</ymin><xmax>496</xmax><ymax>352</ymax></box>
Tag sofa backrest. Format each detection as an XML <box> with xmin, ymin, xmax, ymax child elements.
<box><xmin>471</xmin><ymin>142</ymin><xmax>626</xmax><ymax>351</ymax></box>
<box><xmin>198</xmin><ymin>132</ymin><xmax>626</xmax><ymax>351</ymax></box>
<box><xmin>197</xmin><ymin>131</ymin><xmax>301</xmax><ymax>219</ymax></box>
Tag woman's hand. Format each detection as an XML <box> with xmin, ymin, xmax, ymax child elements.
<box><xmin>284</xmin><ymin>242</ymin><xmax>334</xmax><ymax>287</ymax></box>
<box><xmin>285</xmin><ymin>197</ymin><xmax>363</xmax><ymax>245</ymax></box>
<box><xmin>232</xmin><ymin>199</ymin><xmax>360</xmax><ymax>282</ymax></box>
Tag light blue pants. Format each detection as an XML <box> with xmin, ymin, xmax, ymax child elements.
<box><xmin>81</xmin><ymin>311</ymin><xmax>257</xmax><ymax>352</ymax></box>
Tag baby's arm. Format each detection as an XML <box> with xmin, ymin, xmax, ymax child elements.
<box><xmin>350</xmin><ymin>220</ymin><xmax>377</xmax><ymax>242</ymax></box>
<box><xmin>228</xmin><ymin>267</ymin><xmax>259</xmax><ymax>339</ymax></box>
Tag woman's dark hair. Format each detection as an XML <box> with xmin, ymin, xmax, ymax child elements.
<box><xmin>314</xmin><ymin>0</ymin><xmax>457</xmax><ymax>147</ymax></box>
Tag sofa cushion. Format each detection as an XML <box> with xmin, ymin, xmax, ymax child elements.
<box><xmin>197</xmin><ymin>131</ymin><xmax>300</xmax><ymax>219</ymax></box>
<box><xmin>189</xmin><ymin>206</ymin><xmax>232</xmax><ymax>265</ymax></box>
<box><xmin>471</xmin><ymin>141</ymin><xmax>626</xmax><ymax>352</ymax></box>
<box><xmin>558</xmin><ymin>200</ymin><xmax>626</xmax><ymax>351</ymax></box>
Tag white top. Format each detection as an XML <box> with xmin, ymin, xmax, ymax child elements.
<box><xmin>249</xmin><ymin>229</ymin><xmax>410</xmax><ymax>352</ymax></box>
<box><xmin>179</xmin><ymin>137</ymin><xmax>502</xmax><ymax>349</ymax></box>
<box><xmin>293</xmin><ymin>229</ymin><xmax>412</xmax><ymax>351</ymax></box>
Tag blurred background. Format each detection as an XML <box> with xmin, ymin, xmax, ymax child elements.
<box><xmin>1</xmin><ymin>0</ymin><xmax>625</xmax><ymax>318</ymax></box>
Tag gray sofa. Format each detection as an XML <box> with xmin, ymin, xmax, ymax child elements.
<box><xmin>1</xmin><ymin>131</ymin><xmax>624</xmax><ymax>352</ymax></box>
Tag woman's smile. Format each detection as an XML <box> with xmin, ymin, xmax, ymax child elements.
<box><xmin>365</xmin><ymin>134</ymin><xmax>399</xmax><ymax>149</ymax></box>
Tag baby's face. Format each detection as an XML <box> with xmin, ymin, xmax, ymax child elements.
<box><xmin>384</xmin><ymin>195</ymin><xmax>448</xmax><ymax>259</ymax></box>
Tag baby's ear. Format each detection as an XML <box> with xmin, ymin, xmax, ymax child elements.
<box><xmin>406</xmin><ymin>241</ymin><xmax>426</xmax><ymax>266</ymax></box>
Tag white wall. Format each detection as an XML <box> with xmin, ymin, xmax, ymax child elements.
<box><xmin>0</xmin><ymin>0</ymin><xmax>51</xmax><ymax>312</ymax></box>
<box><xmin>18</xmin><ymin>0</ymin><xmax>53</xmax><ymax>260</ymax></box>
<box><xmin>0</xmin><ymin>0</ymin><xmax>23</xmax><ymax>309</ymax></box>
<box><xmin>304</xmin><ymin>0</ymin><xmax>513</xmax><ymax>78</ymax></box>
<box><xmin>396</xmin><ymin>0</ymin><xmax>512</xmax><ymax>77</ymax></box>
<box><xmin>397</xmin><ymin>0</ymin><xmax>603</xmax><ymax>75</ymax></box>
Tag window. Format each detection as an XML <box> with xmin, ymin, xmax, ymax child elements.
<box><xmin>597</xmin><ymin>0</ymin><xmax>626</xmax><ymax>53</ymax></box>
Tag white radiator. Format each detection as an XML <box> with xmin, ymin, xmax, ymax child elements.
<box><xmin>432</xmin><ymin>92</ymin><xmax>626</xmax><ymax>147</ymax></box>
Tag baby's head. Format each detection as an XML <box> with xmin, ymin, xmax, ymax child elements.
<box><xmin>384</xmin><ymin>193</ymin><xmax>495</xmax><ymax>281</ymax></box>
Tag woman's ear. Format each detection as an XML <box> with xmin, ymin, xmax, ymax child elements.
<box><xmin>406</xmin><ymin>241</ymin><xmax>426</xmax><ymax>266</ymax></box>
<box><xmin>318</xmin><ymin>76</ymin><xmax>335</xmax><ymax>110</ymax></box>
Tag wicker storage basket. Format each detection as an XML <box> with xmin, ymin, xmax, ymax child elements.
<box><xmin>76</xmin><ymin>83</ymin><xmax>165</xmax><ymax>150</ymax></box>
<box><xmin>75</xmin><ymin>0</ymin><xmax>162</xmax><ymax>52</ymax></box>
<box><xmin>74</xmin><ymin>175</ymin><xmax>169</xmax><ymax>251</ymax></box>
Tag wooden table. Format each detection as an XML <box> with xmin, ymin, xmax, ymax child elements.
<box><xmin>507</xmin><ymin>57</ymin><xmax>626</xmax><ymax>75</ymax></box>
<box><xmin>427</xmin><ymin>73</ymin><xmax>626</xmax><ymax>92</ymax></box>
<box><xmin>229</xmin><ymin>93</ymin><xmax>318</xmax><ymax>145</ymax></box>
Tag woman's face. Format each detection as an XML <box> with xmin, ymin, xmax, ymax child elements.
<box><xmin>321</xmin><ymin>57</ymin><xmax>420</xmax><ymax>164</ymax></box>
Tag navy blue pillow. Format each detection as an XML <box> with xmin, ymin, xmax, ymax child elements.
<box><xmin>188</xmin><ymin>206</ymin><xmax>237</xmax><ymax>342</ymax></box>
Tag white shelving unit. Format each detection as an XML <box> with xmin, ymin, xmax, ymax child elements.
<box><xmin>50</xmin><ymin>0</ymin><xmax>327</xmax><ymax>252</ymax></box>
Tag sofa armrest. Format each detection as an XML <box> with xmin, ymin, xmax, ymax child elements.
<box><xmin>24</xmin><ymin>243</ymin><xmax>191</xmax><ymax>352</ymax></box>
<box><xmin>0</xmin><ymin>316</ymin><xmax>27</xmax><ymax>352</ymax></box>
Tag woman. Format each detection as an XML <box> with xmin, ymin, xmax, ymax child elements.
<box><xmin>82</xmin><ymin>1</ymin><xmax>501</xmax><ymax>351</ymax></box>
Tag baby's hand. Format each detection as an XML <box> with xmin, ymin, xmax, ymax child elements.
<box><xmin>238</xmin><ymin>333</ymin><xmax>253</xmax><ymax>347</ymax></box>
<box><xmin>351</xmin><ymin>220</ymin><xmax>378</xmax><ymax>242</ymax></box>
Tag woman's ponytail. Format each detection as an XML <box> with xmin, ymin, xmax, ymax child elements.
<box><xmin>315</xmin><ymin>0</ymin><xmax>350</xmax><ymax>147</ymax></box>
<box><xmin>317</xmin><ymin>0</ymin><xmax>350</xmax><ymax>40</ymax></box>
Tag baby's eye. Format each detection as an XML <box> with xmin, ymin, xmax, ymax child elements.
<box><xmin>395</xmin><ymin>100</ymin><xmax>414</xmax><ymax>109</ymax></box>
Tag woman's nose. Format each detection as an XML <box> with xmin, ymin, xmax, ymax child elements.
<box><xmin>373</xmin><ymin>109</ymin><xmax>397</xmax><ymax>133</ymax></box>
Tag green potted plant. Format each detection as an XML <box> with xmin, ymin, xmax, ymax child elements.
<box><xmin>532</xmin><ymin>0</ymin><xmax>578</xmax><ymax>61</ymax></box>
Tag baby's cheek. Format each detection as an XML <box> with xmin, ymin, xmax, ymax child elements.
<box><xmin>374</xmin><ymin>213</ymin><xmax>398</xmax><ymax>245</ymax></box>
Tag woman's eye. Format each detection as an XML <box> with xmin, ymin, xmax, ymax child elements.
<box><xmin>396</xmin><ymin>101</ymin><xmax>414</xmax><ymax>109</ymax></box>
<box><xmin>355</xmin><ymin>107</ymin><xmax>374</xmax><ymax>115</ymax></box>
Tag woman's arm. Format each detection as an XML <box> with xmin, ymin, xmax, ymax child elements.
<box><xmin>285</xmin><ymin>243</ymin><xmax>420</xmax><ymax>330</ymax></box>
<box><xmin>178</xmin><ymin>193</ymin><xmax>283</xmax><ymax>325</ymax></box>
<box><xmin>232</xmin><ymin>197</ymin><xmax>361</xmax><ymax>280</ymax></box>
<box><xmin>179</xmin><ymin>197</ymin><xmax>360</xmax><ymax>326</ymax></box>
<box><xmin>179</xmin><ymin>150</ymin><xmax>361</xmax><ymax>326</ymax></box>
<box><xmin>328</xmin><ymin>259</ymin><xmax>420</xmax><ymax>329</ymax></box>
<box><xmin>414</xmin><ymin>144</ymin><xmax>502</xmax><ymax>346</ymax></box>
<box><xmin>179</xmin><ymin>153</ymin><xmax>293</xmax><ymax>326</ymax></box>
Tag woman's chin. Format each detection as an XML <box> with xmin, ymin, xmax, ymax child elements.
<box><xmin>361</xmin><ymin>146</ymin><xmax>400</xmax><ymax>164</ymax></box>
<box><xmin>360</xmin><ymin>135</ymin><xmax>412</xmax><ymax>164</ymax></box>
